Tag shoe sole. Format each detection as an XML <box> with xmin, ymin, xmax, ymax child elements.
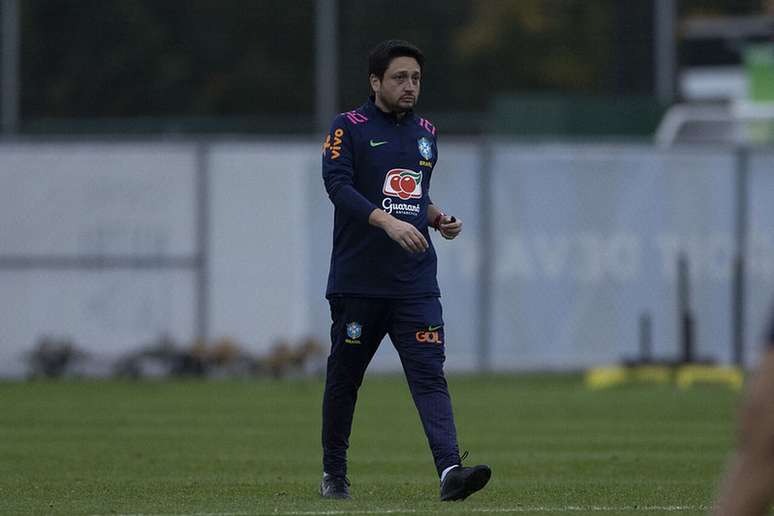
<box><xmin>441</xmin><ymin>465</ymin><xmax>492</xmax><ymax>501</ymax></box>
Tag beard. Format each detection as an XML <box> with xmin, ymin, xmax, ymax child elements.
<box><xmin>377</xmin><ymin>91</ymin><xmax>417</xmax><ymax>114</ymax></box>
<box><xmin>393</xmin><ymin>95</ymin><xmax>416</xmax><ymax>112</ymax></box>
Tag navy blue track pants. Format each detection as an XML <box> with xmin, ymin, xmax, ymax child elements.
<box><xmin>321</xmin><ymin>296</ymin><xmax>461</xmax><ymax>478</ymax></box>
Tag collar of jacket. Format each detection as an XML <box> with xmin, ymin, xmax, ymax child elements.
<box><xmin>365</xmin><ymin>96</ymin><xmax>415</xmax><ymax>124</ymax></box>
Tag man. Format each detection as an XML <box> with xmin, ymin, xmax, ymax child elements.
<box><xmin>319</xmin><ymin>39</ymin><xmax>491</xmax><ymax>501</ymax></box>
<box><xmin>713</xmin><ymin>313</ymin><xmax>774</xmax><ymax>515</ymax></box>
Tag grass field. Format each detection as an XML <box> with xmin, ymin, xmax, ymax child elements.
<box><xmin>0</xmin><ymin>374</ymin><xmax>741</xmax><ymax>515</ymax></box>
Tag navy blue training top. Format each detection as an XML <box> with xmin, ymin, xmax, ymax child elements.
<box><xmin>322</xmin><ymin>97</ymin><xmax>441</xmax><ymax>299</ymax></box>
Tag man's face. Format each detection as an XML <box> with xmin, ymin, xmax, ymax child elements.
<box><xmin>371</xmin><ymin>56</ymin><xmax>421</xmax><ymax>113</ymax></box>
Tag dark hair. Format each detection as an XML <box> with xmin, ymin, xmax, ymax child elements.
<box><xmin>368</xmin><ymin>39</ymin><xmax>425</xmax><ymax>80</ymax></box>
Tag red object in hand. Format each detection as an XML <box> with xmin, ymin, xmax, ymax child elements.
<box><xmin>433</xmin><ymin>212</ymin><xmax>446</xmax><ymax>231</ymax></box>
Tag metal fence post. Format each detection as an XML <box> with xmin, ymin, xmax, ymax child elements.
<box><xmin>654</xmin><ymin>0</ymin><xmax>677</xmax><ymax>104</ymax></box>
<box><xmin>732</xmin><ymin>145</ymin><xmax>750</xmax><ymax>367</ymax></box>
<box><xmin>315</xmin><ymin>0</ymin><xmax>338</xmax><ymax>135</ymax></box>
<box><xmin>1</xmin><ymin>0</ymin><xmax>20</xmax><ymax>135</ymax></box>
<box><xmin>477</xmin><ymin>137</ymin><xmax>493</xmax><ymax>372</ymax></box>
<box><xmin>195</xmin><ymin>142</ymin><xmax>211</xmax><ymax>343</ymax></box>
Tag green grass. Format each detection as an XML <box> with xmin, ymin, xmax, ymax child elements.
<box><xmin>0</xmin><ymin>374</ymin><xmax>740</xmax><ymax>515</ymax></box>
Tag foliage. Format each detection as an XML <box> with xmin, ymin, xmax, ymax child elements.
<box><xmin>15</xmin><ymin>0</ymin><xmax>767</xmax><ymax>132</ymax></box>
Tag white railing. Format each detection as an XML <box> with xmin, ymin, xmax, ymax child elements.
<box><xmin>655</xmin><ymin>100</ymin><xmax>774</xmax><ymax>147</ymax></box>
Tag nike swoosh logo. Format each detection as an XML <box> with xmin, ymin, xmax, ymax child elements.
<box><xmin>369</xmin><ymin>139</ymin><xmax>388</xmax><ymax>147</ymax></box>
<box><xmin>428</xmin><ymin>325</ymin><xmax>443</xmax><ymax>332</ymax></box>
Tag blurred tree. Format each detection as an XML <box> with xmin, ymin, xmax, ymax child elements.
<box><xmin>22</xmin><ymin>0</ymin><xmax>314</xmax><ymax>119</ymax></box>
<box><xmin>340</xmin><ymin>0</ymin><xmax>653</xmax><ymax>119</ymax></box>
<box><xmin>13</xmin><ymin>0</ymin><xmax>767</xmax><ymax>133</ymax></box>
<box><xmin>452</xmin><ymin>1</ymin><xmax>614</xmax><ymax>95</ymax></box>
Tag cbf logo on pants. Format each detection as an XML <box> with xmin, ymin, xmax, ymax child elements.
<box><xmin>345</xmin><ymin>322</ymin><xmax>362</xmax><ymax>345</ymax></box>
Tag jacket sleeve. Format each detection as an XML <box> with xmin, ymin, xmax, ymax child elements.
<box><xmin>321</xmin><ymin>115</ymin><xmax>378</xmax><ymax>223</ymax></box>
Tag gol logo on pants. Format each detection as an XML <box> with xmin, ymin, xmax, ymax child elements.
<box><xmin>415</xmin><ymin>330</ymin><xmax>442</xmax><ymax>344</ymax></box>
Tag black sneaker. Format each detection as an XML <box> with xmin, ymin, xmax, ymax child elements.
<box><xmin>320</xmin><ymin>473</ymin><xmax>351</xmax><ymax>499</ymax></box>
<box><xmin>439</xmin><ymin>458</ymin><xmax>491</xmax><ymax>501</ymax></box>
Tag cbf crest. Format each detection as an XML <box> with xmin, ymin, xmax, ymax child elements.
<box><xmin>417</xmin><ymin>137</ymin><xmax>433</xmax><ymax>160</ymax></box>
<box><xmin>345</xmin><ymin>322</ymin><xmax>362</xmax><ymax>345</ymax></box>
<box><xmin>346</xmin><ymin>322</ymin><xmax>362</xmax><ymax>339</ymax></box>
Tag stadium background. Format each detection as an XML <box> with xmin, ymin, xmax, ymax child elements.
<box><xmin>1</xmin><ymin>0</ymin><xmax>774</xmax><ymax>378</ymax></box>
<box><xmin>5</xmin><ymin>2</ymin><xmax>774</xmax><ymax>515</ymax></box>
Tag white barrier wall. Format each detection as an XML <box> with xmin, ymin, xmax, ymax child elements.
<box><xmin>0</xmin><ymin>143</ymin><xmax>199</xmax><ymax>376</ymax></box>
<box><xmin>1</xmin><ymin>140</ymin><xmax>773</xmax><ymax>376</ymax></box>
<box><xmin>490</xmin><ymin>146</ymin><xmax>738</xmax><ymax>369</ymax></box>
<box><xmin>208</xmin><ymin>143</ymin><xmax>314</xmax><ymax>351</ymax></box>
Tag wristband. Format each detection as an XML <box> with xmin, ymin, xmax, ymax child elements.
<box><xmin>432</xmin><ymin>212</ymin><xmax>446</xmax><ymax>231</ymax></box>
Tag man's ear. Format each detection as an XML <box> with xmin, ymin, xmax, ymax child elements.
<box><xmin>369</xmin><ymin>74</ymin><xmax>380</xmax><ymax>95</ymax></box>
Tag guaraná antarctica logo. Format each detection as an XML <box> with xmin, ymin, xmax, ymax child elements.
<box><xmin>382</xmin><ymin>168</ymin><xmax>423</xmax><ymax>200</ymax></box>
<box><xmin>381</xmin><ymin>168</ymin><xmax>422</xmax><ymax>217</ymax></box>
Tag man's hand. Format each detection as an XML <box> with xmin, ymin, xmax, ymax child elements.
<box><xmin>369</xmin><ymin>209</ymin><xmax>428</xmax><ymax>253</ymax></box>
<box><xmin>439</xmin><ymin>215</ymin><xmax>462</xmax><ymax>240</ymax></box>
<box><xmin>385</xmin><ymin>219</ymin><xmax>429</xmax><ymax>252</ymax></box>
